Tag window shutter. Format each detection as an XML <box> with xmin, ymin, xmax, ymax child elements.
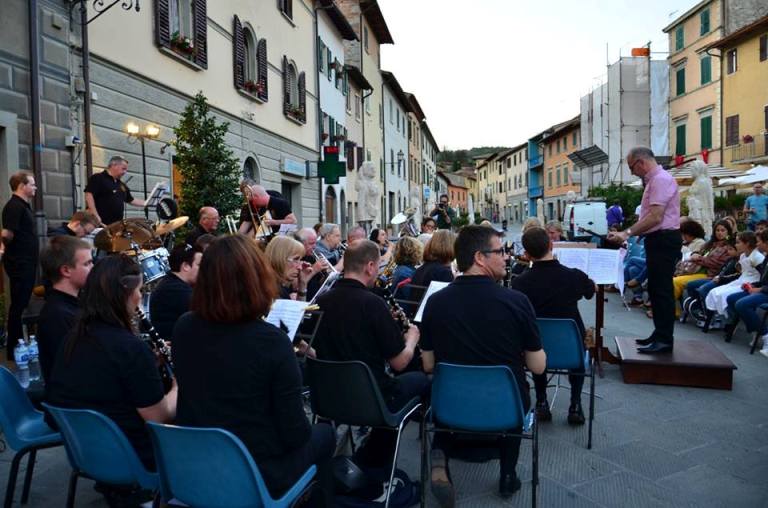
<box><xmin>700</xmin><ymin>116</ymin><xmax>712</xmax><ymax>149</ymax></box>
<box><xmin>154</xmin><ymin>0</ymin><xmax>171</xmax><ymax>48</ymax></box>
<box><xmin>232</xmin><ymin>16</ymin><xmax>245</xmax><ymax>90</ymax></box>
<box><xmin>700</xmin><ymin>56</ymin><xmax>711</xmax><ymax>85</ymax></box>
<box><xmin>356</xmin><ymin>147</ymin><xmax>364</xmax><ymax>169</ymax></box>
<box><xmin>675</xmin><ymin>124</ymin><xmax>686</xmax><ymax>155</ymax></box>
<box><xmin>676</xmin><ymin>67</ymin><xmax>685</xmax><ymax>96</ymax></box>
<box><xmin>346</xmin><ymin>142</ymin><xmax>355</xmax><ymax>170</ymax></box>
<box><xmin>317</xmin><ymin>37</ymin><xmax>324</xmax><ymax>71</ymax></box>
<box><xmin>256</xmin><ymin>39</ymin><xmax>268</xmax><ymax>101</ymax></box>
<box><xmin>282</xmin><ymin>56</ymin><xmax>289</xmax><ymax>115</ymax></box>
<box><xmin>726</xmin><ymin>115</ymin><xmax>739</xmax><ymax>146</ymax></box>
<box><xmin>286</xmin><ymin>0</ymin><xmax>293</xmax><ymax>19</ymax></box>
<box><xmin>298</xmin><ymin>71</ymin><xmax>306</xmax><ymax>122</ymax></box>
<box><xmin>327</xmin><ymin>48</ymin><xmax>332</xmax><ymax>81</ymax></box>
<box><xmin>193</xmin><ymin>0</ymin><xmax>208</xmax><ymax>68</ymax></box>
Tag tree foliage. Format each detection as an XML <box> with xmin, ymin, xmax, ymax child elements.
<box><xmin>172</xmin><ymin>92</ymin><xmax>242</xmax><ymax>225</ymax></box>
<box><xmin>588</xmin><ymin>183</ymin><xmax>643</xmax><ymax>225</ymax></box>
<box><xmin>438</xmin><ymin>146</ymin><xmax>511</xmax><ymax>167</ymax></box>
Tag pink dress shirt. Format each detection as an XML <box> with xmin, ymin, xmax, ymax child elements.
<box><xmin>639</xmin><ymin>165</ymin><xmax>680</xmax><ymax>233</ymax></box>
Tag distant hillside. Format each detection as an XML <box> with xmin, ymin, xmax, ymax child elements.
<box><xmin>438</xmin><ymin>146</ymin><xmax>511</xmax><ymax>169</ymax></box>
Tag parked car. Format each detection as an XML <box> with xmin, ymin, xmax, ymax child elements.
<box><xmin>564</xmin><ymin>199</ymin><xmax>608</xmax><ymax>241</ymax></box>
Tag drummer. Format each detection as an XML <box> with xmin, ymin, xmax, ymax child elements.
<box><xmin>84</xmin><ymin>155</ymin><xmax>146</xmax><ymax>225</ymax></box>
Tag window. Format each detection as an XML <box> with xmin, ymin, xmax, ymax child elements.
<box><xmin>169</xmin><ymin>0</ymin><xmax>192</xmax><ymax>40</ymax></box>
<box><xmin>725</xmin><ymin>115</ymin><xmax>739</xmax><ymax>146</ymax></box>
<box><xmin>727</xmin><ymin>48</ymin><xmax>737</xmax><ymax>74</ymax></box>
<box><xmin>506</xmin><ymin>157</ymin><xmax>511</xmax><ymax>168</ymax></box>
<box><xmin>365</xmin><ymin>95</ymin><xmax>370</xmax><ymax>114</ymax></box>
<box><xmin>278</xmin><ymin>0</ymin><xmax>292</xmax><ymax>19</ymax></box>
<box><xmin>700</xmin><ymin>55</ymin><xmax>712</xmax><ymax>85</ymax></box>
<box><xmin>354</xmin><ymin>93</ymin><xmax>361</xmax><ymax>120</ymax></box>
<box><xmin>700</xmin><ymin>9</ymin><xmax>710</xmax><ymax>35</ymax></box>
<box><xmin>363</xmin><ymin>26</ymin><xmax>369</xmax><ymax>53</ymax></box>
<box><xmin>572</xmin><ymin>131</ymin><xmax>578</xmax><ymax>146</ymax></box>
<box><xmin>233</xmin><ymin>17</ymin><xmax>267</xmax><ymax>101</ymax></box>
<box><xmin>157</xmin><ymin>0</ymin><xmax>207</xmax><ymax>68</ymax></box>
<box><xmin>390</xmin><ymin>149</ymin><xmax>394</xmax><ymax>175</ymax></box>
<box><xmin>700</xmin><ymin>115</ymin><xmax>712</xmax><ymax>150</ymax></box>
<box><xmin>318</xmin><ymin>39</ymin><xmax>325</xmax><ymax>74</ymax></box>
<box><xmin>676</xmin><ymin>67</ymin><xmax>685</xmax><ymax>96</ymax></box>
<box><xmin>389</xmin><ymin>99</ymin><xmax>393</xmax><ymax>124</ymax></box>
<box><xmin>563</xmin><ymin>136</ymin><xmax>567</xmax><ymax>151</ymax></box>
<box><xmin>563</xmin><ymin>163</ymin><xmax>569</xmax><ymax>184</ymax></box>
<box><xmin>556</xmin><ymin>139</ymin><xmax>561</xmax><ymax>153</ymax></box>
<box><xmin>242</xmin><ymin>29</ymin><xmax>256</xmax><ymax>83</ymax></box>
<box><xmin>556</xmin><ymin>167</ymin><xmax>561</xmax><ymax>187</ymax></box>
<box><xmin>675</xmin><ymin>26</ymin><xmax>684</xmax><ymax>51</ymax></box>
<box><xmin>396</xmin><ymin>109</ymin><xmax>400</xmax><ymax>131</ymax></box>
<box><xmin>760</xmin><ymin>35</ymin><xmax>767</xmax><ymax>62</ymax></box>
<box><xmin>675</xmin><ymin>123</ymin><xmax>686</xmax><ymax>155</ymax></box>
<box><xmin>547</xmin><ymin>170</ymin><xmax>552</xmax><ymax>188</ymax></box>
<box><xmin>282</xmin><ymin>57</ymin><xmax>305</xmax><ymax>122</ymax></box>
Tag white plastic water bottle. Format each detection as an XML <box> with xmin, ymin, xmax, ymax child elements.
<box><xmin>13</xmin><ymin>340</ymin><xmax>30</xmax><ymax>388</ymax></box>
<box><xmin>27</xmin><ymin>335</ymin><xmax>40</xmax><ymax>381</ymax></box>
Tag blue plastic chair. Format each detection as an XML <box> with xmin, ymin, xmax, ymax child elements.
<box><xmin>535</xmin><ymin>318</ymin><xmax>596</xmax><ymax>449</ymax></box>
<box><xmin>0</xmin><ymin>367</ymin><xmax>62</xmax><ymax>508</ymax></box>
<box><xmin>147</xmin><ymin>422</ymin><xmax>316</xmax><ymax>508</ymax></box>
<box><xmin>41</xmin><ymin>404</ymin><xmax>159</xmax><ymax>508</ymax></box>
<box><xmin>751</xmin><ymin>303</ymin><xmax>768</xmax><ymax>354</ymax></box>
<box><xmin>422</xmin><ymin>363</ymin><xmax>537</xmax><ymax>508</ymax></box>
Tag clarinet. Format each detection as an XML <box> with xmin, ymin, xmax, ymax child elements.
<box><xmin>378</xmin><ymin>281</ymin><xmax>412</xmax><ymax>332</ymax></box>
<box><xmin>137</xmin><ymin>309</ymin><xmax>175</xmax><ymax>393</ymax></box>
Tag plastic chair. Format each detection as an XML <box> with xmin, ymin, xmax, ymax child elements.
<box><xmin>0</xmin><ymin>367</ymin><xmax>62</xmax><ymax>508</ymax></box>
<box><xmin>750</xmin><ymin>303</ymin><xmax>768</xmax><ymax>354</ymax></box>
<box><xmin>147</xmin><ymin>422</ymin><xmax>316</xmax><ymax>508</ymax></box>
<box><xmin>305</xmin><ymin>358</ymin><xmax>422</xmax><ymax>508</ymax></box>
<box><xmin>41</xmin><ymin>404</ymin><xmax>158</xmax><ymax>508</ymax></box>
<box><xmin>422</xmin><ymin>363</ymin><xmax>538</xmax><ymax>508</ymax></box>
<box><xmin>535</xmin><ymin>318</ymin><xmax>596</xmax><ymax>449</ymax></box>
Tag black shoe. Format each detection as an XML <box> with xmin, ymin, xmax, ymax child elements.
<box><xmin>567</xmin><ymin>402</ymin><xmax>586</xmax><ymax>425</ymax></box>
<box><xmin>637</xmin><ymin>342</ymin><xmax>673</xmax><ymax>354</ymax></box>
<box><xmin>635</xmin><ymin>337</ymin><xmax>655</xmax><ymax>346</ymax></box>
<box><xmin>498</xmin><ymin>473</ymin><xmax>522</xmax><ymax>498</ymax></box>
<box><xmin>535</xmin><ymin>400</ymin><xmax>552</xmax><ymax>422</ymax></box>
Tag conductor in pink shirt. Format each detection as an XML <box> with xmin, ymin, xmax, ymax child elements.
<box><xmin>608</xmin><ymin>147</ymin><xmax>682</xmax><ymax>353</ymax></box>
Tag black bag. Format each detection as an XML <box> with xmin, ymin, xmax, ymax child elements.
<box><xmin>334</xmin><ymin>465</ymin><xmax>420</xmax><ymax>508</ymax></box>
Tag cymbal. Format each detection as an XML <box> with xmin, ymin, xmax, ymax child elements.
<box><xmin>155</xmin><ymin>216</ymin><xmax>189</xmax><ymax>236</ymax></box>
<box><xmin>390</xmin><ymin>212</ymin><xmax>408</xmax><ymax>225</ymax></box>
<box><xmin>94</xmin><ymin>219</ymin><xmax>155</xmax><ymax>252</ymax></box>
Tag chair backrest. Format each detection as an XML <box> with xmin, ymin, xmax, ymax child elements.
<box><xmin>431</xmin><ymin>363</ymin><xmax>525</xmax><ymax>432</ymax></box>
<box><xmin>535</xmin><ymin>318</ymin><xmax>584</xmax><ymax>370</ymax></box>
<box><xmin>0</xmin><ymin>366</ymin><xmax>42</xmax><ymax>450</ymax></box>
<box><xmin>306</xmin><ymin>358</ymin><xmax>390</xmax><ymax>427</ymax></box>
<box><xmin>147</xmin><ymin>423</ymin><xmax>271</xmax><ymax>508</ymax></box>
<box><xmin>42</xmin><ymin>404</ymin><xmax>157</xmax><ymax>489</ymax></box>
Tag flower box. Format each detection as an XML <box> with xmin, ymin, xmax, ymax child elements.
<box><xmin>170</xmin><ymin>32</ymin><xmax>195</xmax><ymax>57</ymax></box>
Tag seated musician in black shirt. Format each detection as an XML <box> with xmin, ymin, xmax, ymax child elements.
<box><xmin>238</xmin><ymin>180</ymin><xmax>296</xmax><ymax>236</ymax></box>
<box><xmin>173</xmin><ymin>235</ymin><xmax>334</xmax><ymax>503</ymax></box>
<box><xmin>314</xmin><ymin>240</ymin><xmax>428</xmax><ymax>466</ymax></box>
<box><xmin>47</xmin><ymin>255</ymin><xmax>177</xmax><ymax>473</ymax></box>
<box><xmin>37</xmin><ymin>236</ymin><xmax>93</xmax><ymax>382</ymax></box>
<box><xmin>185</xmin><ymin>206</ymin><xmax>220</xmax><ymax>247</ymax></box>
<box><xmin>420</xmin><ymin>225</ymin><xmax>546</xmax><ymax>503</ymax></box>
<box><xmin>47</xmin><ymin>210</ymin><xmax>99</xmax><ymax>238</ymax></box>
<box><xmin>511</xmin><ymin>227</ymin><xmax>595</xmax><ymax>425</ymax></box>
<box><xmin>148</xmin><ymin>243</ymin><xmax>202</xmax><ymax>340</ymax></box>
<box><xmin>411</xmin><ymin>229</ymin><xmax>456</xmax><ymax>288</ymax></box>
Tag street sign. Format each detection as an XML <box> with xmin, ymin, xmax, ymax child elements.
<box><xmin>318</xmin><ymin>145</ymin><xmax>346</xmax><ymax>184</ymax></box>
<box><xmin>423</xmin><ymin>186</ymin><xmax>430</xmax><ymax>199</ymax></box>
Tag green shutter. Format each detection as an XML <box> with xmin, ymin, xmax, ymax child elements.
<box><xmin>700</xmin><ymin>56</ymin><xmax>711</xmax><ymax>85</ymax></box>
<box><xmin>700</xmin><ymin>9</ymin><xmax>710</xmax><ymax>35</ymax></box>
<box><xmin>676</xmin><ymin>67</ymin><xmax>686</xmax><ymax>96</ymax></box>
<box><xmin>700</xmin><ymin>116</ymin><xmax>712</xmax><ymax>150</ymax></box>
<box><xmin>317</xmin><ymin>37</ymin><xmax>324</xmax><ymax>73</ymax></box>
<box><xmin>676</xmin><ymin>124</ymin><xmax>687</xmax><ymax>156</ymax></box>
<box><xmin>675</xmin><ymin>26</ymin><xmax>684</xmax><ymax>51</ymax></box>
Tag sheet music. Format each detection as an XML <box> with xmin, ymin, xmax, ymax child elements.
<box><xmin>554</xmin><ymin>249</ymin><xmax>590</xmax><ymax>274</ymax></box>
<box><xmin>414</xmin><ymin>281</ymin><xmax>450</xmax><ymax>323</ymax></box>
<box><xmin>553</xmin><ymin>248</ymin><xmax>623</xmax><ymax>286</ymax></box>
<box><xmin>265</xmin><ymin>299</ymin><xmax>307</xmax><ymax>341</ymax></box>
<box><xmin>278</xmin><ymin>224</ymin><xmax>298</xmax><ymax>235</ymax></box>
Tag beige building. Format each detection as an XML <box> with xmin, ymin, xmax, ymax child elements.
<box><xmin>505</xmin><ymin>143</ymin><xmax>528</xmax><ymax>223</ymax></box>
<box><xmin>664</xmin><ymin>0</ymin><xmax>724</xmax><ymax>166</ymax></box>
<box><xmin>342</xmin><ymin>65</ymin><xmax>372</xmax><ymax>229</ymax></box>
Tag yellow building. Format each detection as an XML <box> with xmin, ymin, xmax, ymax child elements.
<box><xmin>542</xmin><ymin>116</ymin><xmax>580</xmax><ymax>221</ymax></box>
<box><xmin>709</xmin><ymin>15</ymin><xmax>768</xmax><ymax>168</ymax></box>
<box><xmin>663</xmin><ymin>0</ymin><xmax>723</xmax><ymax>166</ymax></box>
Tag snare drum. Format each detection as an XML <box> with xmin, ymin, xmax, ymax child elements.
<box><xmin>138</xmin><ymin>247</ymin><xmax>170</xmax><ymax>284</ymax></box>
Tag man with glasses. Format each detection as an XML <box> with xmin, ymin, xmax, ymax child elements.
<box><xmin>420</xmin><ymin>225</ymin><xmax>546</xmax><ymax>503</ymax></box>
<box><xmin>744</xmin><ymin>184</ymin><xmax>768</xmax><ymax>231</ymax></box>
<box><xmin>185</xmin><ymin>206</ymin><xmax>220</xmax><ymax>247</ymax></box>
<box><xmin>47</xmin><ymin>210</ymin><xmax>100</xmax><ymax>238</ymax></box>
<box><xmin>429</xmin><ymin>194</ymin><xmax>456</xmax><ymax>230</ymax></box>
<box><xmin>608</xmin><ymin>147</ymin><xmax>681</xmax><ymax>354</ymax></box>
<box><xmin>149</xmin><ymin>243</ymin><xmax>202</xmax><ymax>340</ymax></box>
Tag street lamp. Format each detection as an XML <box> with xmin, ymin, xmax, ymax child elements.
<box><xmin>126</xmin><ymin>122</ymin><xmax>160</xmax><ymax>218</ymax></box>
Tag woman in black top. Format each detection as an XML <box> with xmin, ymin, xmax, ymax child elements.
<box><xmin>369</xmin><ymin>228</ymin><xmax>393</xmax><ymax>264</ymax></box>
<box><xmin>412</xmin><ymin>229</ymin><xmax>456</xmax><ymax>289</ymax></box>
<box><xmin>173</xmin><ymin>235</ymin><xmax>334</xmax><ymax>502</ymax></box>
<box><xmin>47</xmin><ymin>255</ymin><xmax>177</xmax><ymax>471</ymax></box>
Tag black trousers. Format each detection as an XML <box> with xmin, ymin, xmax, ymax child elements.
<box><xmin>6</xmin><ymin>266</ymin><xmax>36</xmax><ymax>354</ymax></box>
<box><xmin>644</xmin><ymin>230</ymin><xmax>682</xmax><ymax>344</ymax></box>
<box><xmin>532</xmin><ymin>366</ymin><xmax>585</xmax><ymax>405</ymax></box>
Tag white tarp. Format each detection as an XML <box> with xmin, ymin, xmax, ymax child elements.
<box><xmin>717</xmin><ymin>166</ymin><xmax>768</xmax><ymax>186</ymax></box>
<box><xmin>650</xmin><ymin>60</ymin><xmax>670</xmax><ymax>157</ymax></box>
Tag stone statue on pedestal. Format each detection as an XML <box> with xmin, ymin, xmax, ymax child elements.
<box><xmin>536</xmin><ymin>197</ymin><xmax>545</xmax><ymax>224</ymax></box>
<box><xmin>355</xmin><ymin>161</ymin><xmax>381</xmax><ymax>224</ymax></box>
<box><xmin>409</xmin><ymin>186</ymin><xmax>422</xmax><ymax>223</ymax></box>
<box><xmin>687</xmin><ymin>161</ymin><xmax>714</xmax><ymax>237</ymax></box>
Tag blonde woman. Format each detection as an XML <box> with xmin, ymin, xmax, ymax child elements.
<box><xmin>264</xmin><ymin>236</ymin><xmax>312</xmax><ymax>301</ymax></box>
<box><xmin>412</xmin><ymin>230</ymin><xmax>456</xmax><ymax>287</ymax></box>
<box><xmin>392</xmin><ymin>236</ymin><xmax>424</xmax><ymax>289</ymax></box>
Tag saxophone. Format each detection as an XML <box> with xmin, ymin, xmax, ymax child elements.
<box><xmin>375</xmin><ymin>258</ymin><xmax>411</xmax><ymax>332</ymax></box>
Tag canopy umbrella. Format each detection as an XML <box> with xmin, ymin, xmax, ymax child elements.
<box><xmin>716</xmin><ymin>165</ymin><xmax>768</xmax><ymax>187</ymax></box>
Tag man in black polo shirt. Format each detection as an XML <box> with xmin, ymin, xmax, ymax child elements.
<box><xmin>37</xmin><ymin>236</ymin><xmax>93</xmax><ymax>382</ymax></box>
<box><xmin>84</xmin><ymin>155</ymin><xmax>146</xmax><ymax>226</ymax></box>
<box><xmin>238</xmin><ymin>181</ymin><xmax>296</xmax><ymax>236</ymax></box>
<box><xmin>185</xmin><ymin>206</ymin><xmax>220</xmax><ymax>247</ymax></box>
<box><xmin>149</xmin><ymin>244</ymin><xmax>202</xmax><ymax>340</ymax></box>
<box><xmin>1</xmin><ymin>171</ymin><xmax>39</xmax><ymax>356</ymax></box>
<box><xmin>420</xmin><ymin>225</ymin><xmax>546</xmax><ymax>503</ymax></box>
<box><xmin>511</xmin><ymin>227</ymin><xmax>595</xmax><ymax>425</ymax></box>
<box><xmin>314</xmin><ymin>240</ymin><xmax>427</xmax><ymax>466</ymax></box>
<box><xmin>47</xmin><ymin>210</ymin><xmax>99</xmax><ymax>238</ymax></box>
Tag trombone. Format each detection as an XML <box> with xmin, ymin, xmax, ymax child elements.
<box><xmin>240</xmin><ymin>183</ymin><xmax>273</xmax><ymax>240</ymax></box>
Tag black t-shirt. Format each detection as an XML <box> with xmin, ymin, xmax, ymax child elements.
<box><xmin>37</xmin><ymin>289</ymin><xmax>80</xmax><ymax>383</ymax></box>
<box><xmin>46</xmin><ymin>320</ymin><xmax>164</xmax><ymax>469</ymax></box>
<box><xmin>1</xmin><ymin>194</ymin><xmax>38</xmax><ymax>273</ymax></box>
<box><xmin>411</xmin><ymin>261</ymin><xmax>454</xmax><ymax>288</ymax></box>
<box><xmin>314</xmin><ymin>279</ymin><xmax>405</xmax><ymax>398</ymax></box>
<box><xmin>184</xmin><ymin>224</ymin><xmax>212</xmax><ymax>247</ymax></box>
<box><xmin>239</xmin><ymin>195</ymin><xmax>292</xmax><ymax>234</ymax></box>
<box><xmin>420</xmin><ymin>275</ymin><xmax>542</xmax><ymax>395</ymax></box>
<box><xmin>510</xmin><ymin>260</ymin><xmax>595</xmax><ymax>337</ymax></box>
<box><xmin>173</xmin><ymin>313</ymin><xmax>310</xmax><ymax>463</ymax></box>
<box><xmin>47</xmin><ymin>223</ymin><xmax>77</xmax><ymax>237</ymax></box>
<box><xmin>148</xmin><ymin>273</ymin><xmax>192</xmax><ymax>340</ymax></box>
<box><xmin>84</xmin><ymin>171</ymin><xmax>134</xmax><ymax>225</ymax></box>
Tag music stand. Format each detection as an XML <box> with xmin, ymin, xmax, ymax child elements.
<box><xmin>144</xmin><ymin>180</ymin><xmax>170</xmax><ymax>219</ymax></box>
<box><xmin>295</xmin><ymin>310</ymin><xmax>324</xmax><ymax>359</ymax></box>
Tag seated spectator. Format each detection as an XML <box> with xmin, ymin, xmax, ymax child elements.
<box><xmin>680</xmin><ymin>220</ymin><xmax>706</xmax><ymax>256</ymax></box>
<box><xmin>706</xmin><ymin>231</ymin><xmax>764</xmax><ymax>316</ymax></box>
<box><xmin>545</xmin><ymin>220</ymin><xmax>567</xmax><ymax>242</ymax></box>
<box><xmin>671</xmin><ymin>220</ymin><xmax>724</xmax><ymax>316</ymax></box>
<box><xmin>684</xmin><ymin>220</ymin><xmax>735</xmax><ymax>303</ymax></box>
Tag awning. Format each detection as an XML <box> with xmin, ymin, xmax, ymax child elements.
<box><xmin>669</xmin><ymin>165</ymin><xmax>746</xmax><ymax>180</ymax></box>
<box><xmin>716</xmin><ymin>165</ymin><xmax>768</xmax><ymax>187</ymax></box>
<box><xmin>568</xmin><ymin>145</ymin><xmax>608</xmax><ymax>168</ymax></box>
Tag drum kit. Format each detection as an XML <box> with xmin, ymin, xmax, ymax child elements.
<box><xmin>93</xmin><ymin>216</ymin><xmax>189</xmax><ymax>286</ymax></box>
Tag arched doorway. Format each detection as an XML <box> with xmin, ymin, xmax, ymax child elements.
<box><xmin>325</xmin><ymin>186</ymin><xmax>336</xmax><ymax>224</ymax></box>
<box><xmin>243</xmin><ymin>156</ymin><xmax>260</xmax><ymax>183</ymax></box>
<box><xmin>339</xmin><ymin>189</ymin><xmax>347</xmax><ymax>235</ymax></box>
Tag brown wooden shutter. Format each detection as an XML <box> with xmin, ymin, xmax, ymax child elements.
<box><xmin>286</xmin><ymin>0</ymin><xmax>293</xmax><ymax>19</ymax></box>
<box><xmin>356</xmin><ymin>147</ymin><xmax>364</xmax><ymax>169</ymax></box>
<box><xmin>346</xmin><ymin>142</ymin><xmax>355</xmax><ymax>170</ymax></box>
<box><xmin>298</xmin><ymin>72</ymin><xmax>306</xmax><ymax>122</ymax></box>
<box><xmin>154</xmin><ymin>0</ymin><xmax>171</xmax><ymax>48</ymax></box>
<box><xmin>282</xmin><ymin>56</ymin><xmax>289</xmax><ymax>115</ymax></box>
<box><xmin>257</xmin><ymin>39</ymin><xmax>268</xmax><ymax>101</ymax></box>
<box><xmin>233</xmin><ymin>15</ymin><xmax>245</xmax><ymax>90</ymax></box>
<box><xmin>193</xmin><ymin>0</ymin><xmax>207</xmax><ymax>68</ymax></box>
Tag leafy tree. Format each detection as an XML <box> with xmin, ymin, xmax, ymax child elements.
<box><xmin>588</xmin><ymin>183</ymin><xmax>643</xmax><ymax>226</ymax></box>
<box><xmin>172</xmin><ymin>92</ymin><xmax>242</xmax><ymax>228</ymax></box>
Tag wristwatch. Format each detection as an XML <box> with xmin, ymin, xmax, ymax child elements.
<box><xmin>625</xmin><ymin>228</ymin><xmax>632</xmax><ymax>237</ymax></box>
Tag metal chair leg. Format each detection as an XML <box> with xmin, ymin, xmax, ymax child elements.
<box><xmin>20</xmin><ymin>448</ymin><xmax>36</xmax><ymax>504</ymax></box>
<box><xmin>532</xmin><ymin>421</ymin><xmax>538</xmax><ymax>508</ymax></box>
<box><xmin>420</xmin><ymin>413</ymin><xmax>428</xmax><ymax>508</ymax></box>
<box><xmin>385</xmin><ymin>404</ymin><xmax>421</xmax><ymax>508</ymax></box>
<box><xmin>4</xmin><ymin>450</ymin><xmax>25</xmax><ymax>508</ymax></box>
<box><xmin>588</xmin><ymin>361</ymin><xmax>596</xmax><ymax>450</ymax></box>
<box><xmin>65</xmin><ymin>471</ymin><xmax>79</xmax><ymax>508</ymax></box>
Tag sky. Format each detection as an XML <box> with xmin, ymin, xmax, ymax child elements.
<box><xmin>378</xmin><ymin>0</ymin><xmax>700</xmax><ymax>151</ymax></box>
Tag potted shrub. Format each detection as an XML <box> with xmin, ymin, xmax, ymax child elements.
<box><xmin>170</xmin><ymin>32</ymin><xmax>195</xmax><ymax>57</ymax></box>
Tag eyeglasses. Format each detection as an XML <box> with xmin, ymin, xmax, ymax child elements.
<box><xmin>481</xmin><ymin>248</ymin><xmax>506</xmax><ymax>256</ymax></box>
<box><xmin>628</xmin><ymin>159</ymin><xmax>642</xmax><ymax>172</ymax></box>
<box><xmin>287</xmin><ymin>256</ymin><xmax>303</xmax><ymax>265</ymax></box>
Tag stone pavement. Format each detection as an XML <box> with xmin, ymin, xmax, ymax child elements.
<box><xmin>2</xmin><ymin>278</ymin><xmax>768</xmax><ymax>506</ymax></box>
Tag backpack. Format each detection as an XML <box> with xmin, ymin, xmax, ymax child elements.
<box><xmin>334</xmin><ymin>465</ymin><xmax>420</xmax><ymax>508</ymax></box>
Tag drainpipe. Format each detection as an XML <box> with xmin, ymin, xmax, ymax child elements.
<box><xmin>80</xmin><ymin>2</ymin><xmax>94</xmax><ymax>179</ymax></box>
<box><xmin>28</xmin><ymin>0</ymin><xmax>46</xmax><ymax>238</ymax></box>
<box><xmin>314</xmin><ymin>6</ymin><xmax>323</xmax><ymax>223</ymax></box>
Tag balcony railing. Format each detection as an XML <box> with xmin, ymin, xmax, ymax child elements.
<box><xmin>730</xmin><ymin>134</ymin><xmax>768</xmax><ymax>163</ymax></box>
<box><xmin>529</xmin><ymin>186</ymin><xmax>543</xmax><ymax>198</ymax></box>
<box><xmin>528</xmin><ymin>154</ymin><xmax>543</xmax><ymax>169</ymax></box>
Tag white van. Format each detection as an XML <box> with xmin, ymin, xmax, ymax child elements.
<box><xmin>563</xmin><ymin>200</ymin><xmax>608</xmax><ymax>241</ymax></box>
